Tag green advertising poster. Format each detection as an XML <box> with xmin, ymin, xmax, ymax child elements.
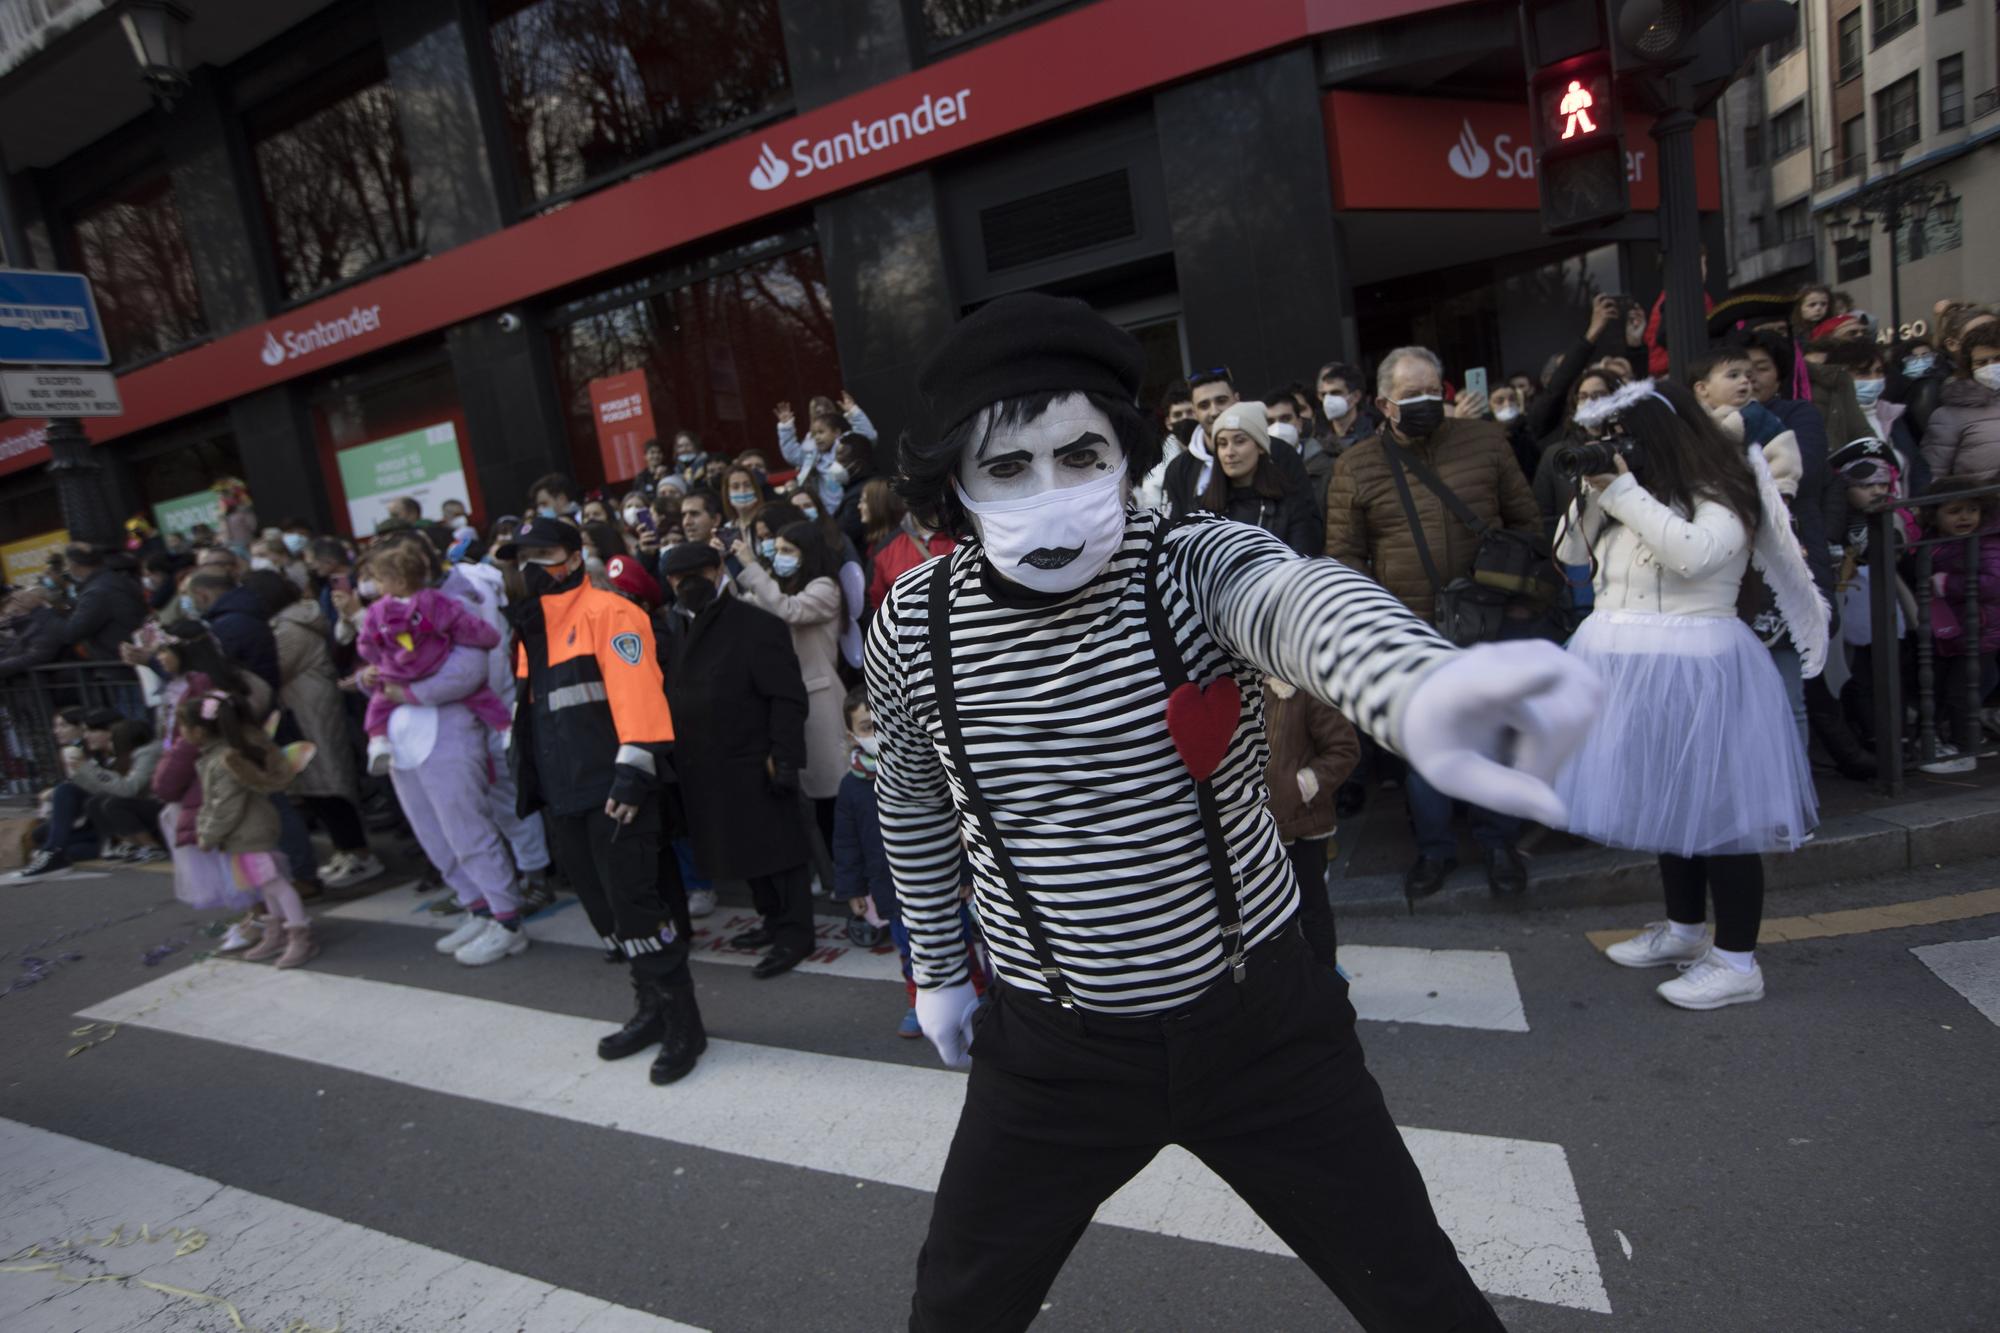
<box><xmin>335</xmin><ymin>421</ymin><xmax>470</xmax><ymax>534</ymax></box>
<box><xmin>153</xmin><ymin>489</ymin><xmax>225</xmax><ymax>539</ymax></box>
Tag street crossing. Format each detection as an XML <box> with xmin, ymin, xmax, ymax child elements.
<box><xmin>1911</xmin><ymin>935</ymin><xmax>2000</xmax><ymax>1027</ymax></box>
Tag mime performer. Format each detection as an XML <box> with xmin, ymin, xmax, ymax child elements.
<box><xmin>865</xmin><ymin>294</ymin><xmax>1602</xmax><ymax>1332</ymax></box>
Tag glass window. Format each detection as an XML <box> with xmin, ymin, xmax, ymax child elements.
<box><xmin>1770</xmin><ymin>102</ymin><xmax>1808</xmax><ymax>158</ymax></box>
<box><xmin>1875</xmin><ymin>73</ymin><xmax>1920</xmax><ymax>157</ymax></box>
<box><xmin>65</xmin><ymin>168</ymin><xmax>208</xmax><ymax>366</ymax></box>
<box><xmin>1775</xmin><ymin>199</ymin><xmax>1809</xmax><ymax>242</ymax></box>
<box><xmin>547</xmin><ymin>242</ymin><xmax>841</xmax><ymax>494</ymax></box>
<box><xmin>1938</xmin><ymin>55</ymin><xmax>1965</xmax><ymax>130</ymax></box>
<box><xmin>486</xmin><ymin>0</ymin><xmax>791</xmax><ymax>207</ymax></box>
<box><xmin>248</xmin><ymin>51</ymin><xmax>423</xmax><ymax>303</ymax></box>
<box><xmin>1837</xmin><ymin>10</ymin><xmax>1862</xmax><ymax>80</ymax></box>
<box><xmin>1936</xmin><ymin>0</ymin><xmax>1962</xmax><ymax>12</ymax></box>
<box><xmin>1872</xmin><ymin>0</ymin><xmax>1916</xmax><ymax>44</ymax></box>
<box><xmin>1840</xmin><ymin>114</ymin><xmax>1867</xmax><ymax>176</ymax></box>
<box><xmin>1743</xmin><ymin>121</ymin><xmax>1763</xmax><ymax>167</ymax></box>
<box><xmin>1768</xmin><ymin>0</ymin><xmax>1801</xmax><ymax>58</ymax></box>
<box><xmin>923</xmin><ymin>0</ymin><xmax>1075</xmax><ymax>44</ymax></box>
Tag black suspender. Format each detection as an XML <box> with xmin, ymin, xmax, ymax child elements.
<box><xmin>923</xmin><ymin>518</ymin><xmax>1248</xmax><ymax>1010</ymax></box>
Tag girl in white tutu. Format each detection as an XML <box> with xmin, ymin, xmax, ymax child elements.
<box><xmin>1554</xmin><ymin>378</ymin><xmax>1827</xmax><ymax>1010</ymax></box>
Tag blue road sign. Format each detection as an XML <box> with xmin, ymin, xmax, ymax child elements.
<box><xmin>0</xmin><ymin>268</ymin><xmax>110</xmax><ymax>366</ymax></box>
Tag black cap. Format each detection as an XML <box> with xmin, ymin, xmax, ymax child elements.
<box><xmin>917</xmin><ymin>292</ymin><xmax>1145</xmax><ymax>436</ymax></box>
<box><xmin>495</xmin><ymin>515</ymin><xmax>581</xmax><ymax>561</ymax></box>
<box><xmin>659</xmin><ymin>541</ymin><xmax>722</xmax><ymax>577</ymax></box>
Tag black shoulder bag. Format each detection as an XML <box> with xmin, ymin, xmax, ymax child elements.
<box><xmin>1382</xmin><ymin>439</ymin><xmax>1558</xmax><ymax>647</ymax></box>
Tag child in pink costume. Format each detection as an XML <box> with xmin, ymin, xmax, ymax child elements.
<box><xmin>356</xmin><ymin>579</ymin><xmax>512</xmax><ymax>775</ymax></box>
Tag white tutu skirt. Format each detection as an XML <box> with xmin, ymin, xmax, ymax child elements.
<box><xmin>1555</xmin><ymin>611</ymin><xmax>1817</xmax><ymax>857</ymax></box>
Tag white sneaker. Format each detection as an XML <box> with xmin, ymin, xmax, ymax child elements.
<box><xmin>455</xmin><ymin>917</ymin><xmax>529</xmax><ymax>966</ymax></box>
<box><xmin>322</xmin><ymin>851</ymin><xmax>385</xmax><ymax>890</ymax></box>
<box><xmin>1657</xmin><ymin>951</ymin><xmax>1765</xmax><ymax>1010</ymax></box>
<box><xmin>1605</xmin><ymin>921</ymin><xmax>1709</xmax><ymax>969</ymax></box>
<box><xmin>1917</xmin><ymin>742</ymin><xmax>1976</xmax><ymax>775</ymax></box>
<box><xmin>367</xmin><ymin>737</ymin><xmax>393</xmax><ymax>777</ymax></box>
<box><xmin>687</xmin><ymin>888</ymin><xmax>716</xmax><ymax>918</ymax></box>
<box><xmin>435</xmin><ymin>914</ymin><xmax>487</xmax><ymax>955</ymax></box>
<box><xmin>217</xmin><ymin>919</ymin><xmax>261</xmax><ymax>953</ymax></box>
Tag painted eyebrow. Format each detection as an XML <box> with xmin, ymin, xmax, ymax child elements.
<box><xmin>977</xmin><ymin>448</ymin><xmax>1033</xmax><ymax>469</ymax></box>
<box><xmin>1052</xmin><ymin>432</ymin><xmax>1107</xmax><ymax>458</ymax></box>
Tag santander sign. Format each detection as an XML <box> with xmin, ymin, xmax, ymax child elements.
<box><xmin>750</xmin><ymin>88</ymin><xmax>973</xmax><ymax>191</ymax></box>
<box><xmin>258</xmin><ymin>303</ymin><xmax>384</xmax><ymax>367</ymax></box>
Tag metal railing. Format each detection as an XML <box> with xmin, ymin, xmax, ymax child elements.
<box><xmin>0</xmin><ymin>662</ymin><xmax>146</xmax><ymax>796</ymax></box>
<box><xmin>0</xmin><ymin>0</ymin><xmax>106</xmax><ymax>79</ymax></box>
<box><xmin>1816</xmin><ymin>154</ymin><xmax>1866</xmax><ymax>189</ymax></box>
<box><xmin>1975</xmin><ymin>88</ymin><xmax>2000</xmax><ymax>120</ymax></box>
<box><xmin>1876</xmin><ymin>124</ymin><xmax>1921</xmax><ymax>161</ymax></box>
<box><xmin>1867</xmin><ymin>478</ymin><xmax>2000</xmax><ymax>795</ymax></box>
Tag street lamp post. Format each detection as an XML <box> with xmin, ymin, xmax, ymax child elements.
<box><xmin>1829</xmin><ymin>153</ymin><xmax>1957</xmax><ymax>336</ymax></box>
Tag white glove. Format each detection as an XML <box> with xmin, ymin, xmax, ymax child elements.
<box><xmin>915</xmin><ymin>981</ymin><xmax>980</xmax><ymax>1070</ymax></box>
<box><xmin>1295</xmin><ymin>768</ymin><xmax>1320</xmax><ymax>803</ymax></box>
<box><xmin>1399</xmin><ymin>641</ymin><xmax>1603</xmax><ymax>829</ymax></box>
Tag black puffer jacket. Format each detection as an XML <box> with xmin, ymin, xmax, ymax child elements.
<box><xmin>60</xmin><ymin>570</ymin><xmax>146</xmax><ymax>661</ymax></box>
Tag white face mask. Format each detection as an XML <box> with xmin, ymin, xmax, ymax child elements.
<box><xmin>855</xmin><ymin>735</ymin><xmax>880</xmax><ymax>757</ymax></box>
<box><xmin>955</xmin><ymin>459</ymin><xmax>1129</xmax><ymax>594</ymax></box>
<box><xmin>1322</xmin><ymin>393</ymin><xmax>1349</xmax><ymax>423</ymax></box>
<box><xmin>357</xmin><ymin>578</ymin><xmax>381</xmax><ymax>600</ymax></box>
<box><xmin>1974</xmin><ymin>364</ymin><xmax>2000</xmax><ymax>392</ymax></box>
<box><xmin>622</xmin><ymin>507</ymin><xmax>646</xmax><ymax>527</ymax></box>
<box><xmin>1494</xmin><ymin>405</ymin><xmax>1521</xmax><ymax>423</ymax></box>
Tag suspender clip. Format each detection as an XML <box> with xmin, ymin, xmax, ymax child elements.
<box><xmin>1041</xmin><ymin>966</ymin><xmax>1075</xmax><ymax>1009</ymax></box>
<box><xmin>1221</xmin><ymin>922</ymin><xmax>1247</xmax><ymax>983</ymax></box>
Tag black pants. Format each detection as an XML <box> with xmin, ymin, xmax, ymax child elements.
<box><xmin>86</xmin><ymin>794</ymin><xmax>163</xmax><ymax>842</ymax></box>
<box><xmin>910</xmin><ymin>927</ymin><xmax>1502</xmax><ymax>1333</ymax></box>
<box><xmin>298</xmin><ymin>794</ymin><xmax>369</xmax><ymax>853</ymax></box>
<box><xmin>1288</xmin><ymin>837</ymin><xmax>1338</xmax><ymax>968</ymax></box>
<box><xmin>1658</xmin><ymin>853</ymin><xmax>1764</xmax><ymax>953</ymax></box>
<box><xmin>545</xmin><ymin>797</ymin><xmax>691</xmax><ymax>986</ymax></box>
<box><xmin>748</xmin><ymin>863</ymin><xmax>814</xmax><ymax>952</ymax></box>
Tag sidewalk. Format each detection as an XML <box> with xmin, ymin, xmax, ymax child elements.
<box><xmin>1327</xmin><ymin>761</ymin><xmax>2000</xmax><ymax>917</ymax></box>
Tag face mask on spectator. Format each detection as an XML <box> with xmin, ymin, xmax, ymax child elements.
<box><xmin>730</xmin><ymin>490</ymin><xmax>757</xmax><ymax>513</ymax></box>
<box><xmin>538</xmin><ymin>506</ymin><xmax>556</xmax><ymax>519</ymax></box>
<box><xmin>1975</xmin><ymin>365</ymin><xmax>2000</xmax><ymax>392</ymax></box>
<box><xmin>771</xmin><ymin>552</ymin><xmax>800</xmax><ymax>578</ymax></box>
<box><xmin>674</xmin><ymin>575</ymin><xmax>717</xmax><ymax>616</ymax></box>
<box><xmin>1494</xmin><ymin>405</ymin><xmax>1521</xmax><ymax>423</ymax></box>
<box><xmin>1170</xmin><ymin>418</ymin><xmax>1199</xmax><ymax>446</ymax></box>
<box><xmin>1322</xmin><ymin>393</ymin><xmax>1349</xmax><ymax>422</ymax></box>
<box><xmin>520</xmin><ymin>554</ymin><xmax>570</xmax><ymax>596</ymax></box>
<box><xmin>1904</xmin><ymin>354</ymin><xmax>1935</xmax><ymax>378</ymax></box>
<box><xmin>282</xmin><ymin>532</ymin><xmax>308</xmax><ymax>555</ymax></box>
<box><xmin>797</xmin><ymin>500</ymin><xmax>820</xmax><ymax>521</ymax></box>
<box><xmin>856</xmin><ymin>735</ymin><xmax>880</xmax><ymax>757</ymax></box>
<box><xmin>1390</xmin><ymin>395</ymin><xmax>1445</xmax><ymax>440</ymax></box>
<box><xmin>249</xmin><ymin>556</ymin><xmax>276</xmax><ymax>572</ymax></box>
<box><xmin>1851</xmin><ymin>377</ymin><xmax>1885</xmax><ymax>407</ymax></box>
<box><xmin>622</xmin><ymin>507</ymin><xmax>646</xmax><ymax>528</ymax></box>
<box><xmin>358</xmin><ymin>578</ymin><xmax>381</xmax><ymax>600</ymax></box>
<box><xmin>757</xmin><ymin>537</ymin><xmax>777</xmax><ymax>561</ymax></box>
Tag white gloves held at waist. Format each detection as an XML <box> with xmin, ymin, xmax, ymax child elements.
<box><xmin>915</xmin><ymin>981</ymin><xmax>980</xmax><ymax>1070</ymax></box>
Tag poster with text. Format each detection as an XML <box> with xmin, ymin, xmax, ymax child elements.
<box><xmin>335</xmin><ymin>421</ymin><xmax>470</xmax><ymax>536</ymax></box>
<box><xmin>153</xmin><ymin>489</ymin><xmax>225</xmax><ymax>540</ymax></box>
<box><xmin>1</xmin><ymin>529</ymin><xmax>71</xmax><ymax>586</ymax></box>
<box><xmin>589</xmin><ymin>370</ymin><xmax>655</xmax><ymax>484</ymax></box>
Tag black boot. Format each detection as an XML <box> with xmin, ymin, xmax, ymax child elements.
<box><xmin>649</xmin><ymin>983</ymin><xmax>708</xmax><ymax>1086</ymax></box>
<box><xmin>597</xmin><ymin>970</ymin><xmax>666</xmax><ymax>1061</ymax></box>
<box><xmin>1809</xmin><ymin>691</ymin><xmax>1878</xmax><ymax>781</ymax></box>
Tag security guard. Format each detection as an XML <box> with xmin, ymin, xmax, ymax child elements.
<box><xmin>501</xmin><ymin>516</ymin><xmax>704</xmax><ymax>1085</ymax></box>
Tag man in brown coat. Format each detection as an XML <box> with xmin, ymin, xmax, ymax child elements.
<box><xmin>1323</xmin><ymin>346</ymin><xmax>1541</xmax><ymax>901</ymax></box>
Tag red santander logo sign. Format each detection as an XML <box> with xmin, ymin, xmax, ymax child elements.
<box><xmin>1325</xmin><ymin>91</ymin><xmax>1718</xmax><ymax>212</ymax></box>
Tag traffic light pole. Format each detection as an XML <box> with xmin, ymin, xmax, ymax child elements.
<box><xmin>1651</xmin><ymin>82</ymin><xmax>1706</xmax><ymax>384</ymax></box>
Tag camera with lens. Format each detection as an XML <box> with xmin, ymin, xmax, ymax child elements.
<box><xmin>1554</xmin><ymin>434</ymin><xmax>1643</xmax><ymax>483</ymax></box>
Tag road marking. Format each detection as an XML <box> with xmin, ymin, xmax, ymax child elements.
<box><xmin>0</xmin><ymin>1118</ymin><xmax>706</xmax><ymax>1333</ymax></box>
<box><xmin>1587</xmin><ymin>887</ymin><xmax>2000</xmax><ymax>952</ymax></box>
<box><xmin>1910</xmin><ymin>935</ymin><xmax>2000</xmax><ymax>1027</ymax></box>
<box><xmin>330</xmin><ymin>891</ymin><xmax>1530</xmax><ymax>1031</ymax></box>
<box><xmin>80</xmin><ymin>962</ymin><xmax>1605</xmax><ymax>1313</ymax></box>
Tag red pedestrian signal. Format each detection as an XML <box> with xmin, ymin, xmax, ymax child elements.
<box><xmin>1536</xmin><ymin>63</ymin><xmax>1615</xmax><ymax>150</ymax></box>
<box><xmin>1559</xmin><ymin>80</ymin><xmax>1597</xmax><ymax>139</ymax></box>
<box><xmin>1523</xmin><ymin>46</ymin><xmax>1626</xmax><ymax>234</ymax></box>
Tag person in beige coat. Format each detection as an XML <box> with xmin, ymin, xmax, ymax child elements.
<box><xmin>731</xmin><ymin>517</ymin><xmax>851</xmax><ymax>867</ymax></box>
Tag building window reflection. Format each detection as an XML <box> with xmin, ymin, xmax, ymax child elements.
<box><xmin>922</xmin><ymin>0</ymin><xmax>1077</xmax><ymax>45</ymax></box>
<box><xmin>66</xmin><ymin>168</ymin><xmax>208</xmax><ymax>367</ymax></box>
<box><xmin>487</xmin><ymin>0</ymin><xmax>792</xmax><ymax>207</ymax></box>
<box><xmin>248</xmin><ymin>51</ymin><xmax>423</xmax><ymax>303</ymax></box>
<box><xmin>547</xmin><ymin>241</ymin><xmax>841</xmax><ymax>492</ymax></box>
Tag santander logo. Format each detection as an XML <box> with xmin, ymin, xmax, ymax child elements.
<box><xmin>1447</xmin><ymin>120</ymin><xmax>1491</xmax><ymax>179</ymax></box>
<box><xmin>254</xmin><ymin>304</ymin><xmax>383</xmax><ymax>369</ymax></box>
<box><xmin>259</xmin><ymin>332</ymin><xmax>284</xmax><ymax>366</ymax></box>
<box><xmin>749</xmin><ymin>143</ymin><xmax>789</xmax><ymax>191</ymax></box>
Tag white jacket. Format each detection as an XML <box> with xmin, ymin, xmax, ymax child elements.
<box><xmin>1558</xmin><ymin>473</ymin><xmax>1748</xmax><ymax>618</ymax></box>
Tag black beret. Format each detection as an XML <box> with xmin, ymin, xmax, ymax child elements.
<box><xmin>659</xmin><ymin>541</ymin><xmax>722</xmax><ymax>577</ymax></box>
<box><xmin>917</xmin><ymin>293</ymin><xmax>1146</xmax><ymax>436</ymax></box>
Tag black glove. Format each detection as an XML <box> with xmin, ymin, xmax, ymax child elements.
<box><xmin>766</xmin><ymin>757</ymin><xmax>800</xmax><ymax>796</ymax></box>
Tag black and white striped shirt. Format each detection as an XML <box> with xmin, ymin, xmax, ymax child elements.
<box><xmin>865</xmin><ymin>509</ymin><xmax>1453</xmax><ymax>1014</ymax></box>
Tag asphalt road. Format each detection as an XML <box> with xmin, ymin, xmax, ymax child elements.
<box><xmin>1</xmin><ymin>853</ymin><xmax>1995</xmax><ymax>1332</ymax></box>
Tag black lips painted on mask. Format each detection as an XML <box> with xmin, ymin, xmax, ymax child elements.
<box><xmin>1019</xmin><ymin>546</ymin><xmax>1082</xmax><ymax>570</ymax></box>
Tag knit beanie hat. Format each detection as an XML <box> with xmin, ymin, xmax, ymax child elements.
<box><xmin>1213</xmin><ymin>401</ymin><xmax>1271</xmax><ymax>453</ymax></box>
<box><xmin>917</xmin><ymin>292</ymin><xmax>1145</xmax><ymax>436</ymax></box>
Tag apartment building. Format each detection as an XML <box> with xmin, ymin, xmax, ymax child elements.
<box><xmin>1717</xmin><ymin>3</ymin><xmax>1819</xmax><ymax>293</ymax></box>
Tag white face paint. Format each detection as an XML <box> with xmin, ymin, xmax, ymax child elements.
<box><xmin>953</xmin><ymin>394</ymin><xmax>1130</xmax><ymax>592</ymax></box>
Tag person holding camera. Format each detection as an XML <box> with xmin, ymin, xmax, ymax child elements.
<box><xmin>1325</xmin><ymin>345</ymin><xmax>1546</xmax><ymax>899</ymax></box>
<box><xmin>1552</xmin><ymin>379</ymin><xmax>1825</xmax><ymax>1011</ymax></box>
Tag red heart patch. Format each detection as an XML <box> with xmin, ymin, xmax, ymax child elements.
<box><xmin>1165</xmin><ymin>676</ymin><xmax>1241</xmax><ymax>783</ymax></box>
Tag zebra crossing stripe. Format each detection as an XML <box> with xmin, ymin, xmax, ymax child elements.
<box><xmin>0</xmin><ymin>1118</ymin><xmax>706</xmax><ymax>1333</ymax></box>
<box><xmin>1910</xmin><ymin>935</ymin><xmax>2000</xmax><ymax>1027</ymax></box>
<box><xmin>327</xmin><ymin>891</ymin><xmax>1531</xmax><ymax>1031</ymax></box>
<box><xmin>79</xmin><ymin>961</ymin><xmax>1605</xmax><ymax>1312</ymax></box>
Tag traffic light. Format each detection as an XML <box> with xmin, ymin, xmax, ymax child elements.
<box><xmin>1521</xmin><ymin>2</ymin><xmax>1628</xmax><ymax>233</ymax></box>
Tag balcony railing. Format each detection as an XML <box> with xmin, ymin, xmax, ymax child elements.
<box><xmin>1872</xmin><ymin>3</ymin><xmax>1918</xmax><ymax>48</ymax></box>
<box><xmin>1817</xmin><ymin>154</ymin><xmax>1866</xmax><ymax>189</ymax></box>
<box><xmin>1876</xmin><ymin>123</ymin><xmax>1921</xmax><ymax>161</ymax></box>
<box><xmin>0</xmin><ymin>0</ymin><xmax>106</xmax><ymax>80</ymax></box>
<box><xmin>1976</xmin><ymin>87</ymin><xmax>2000</xmax><ymax>120</ymax></box>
